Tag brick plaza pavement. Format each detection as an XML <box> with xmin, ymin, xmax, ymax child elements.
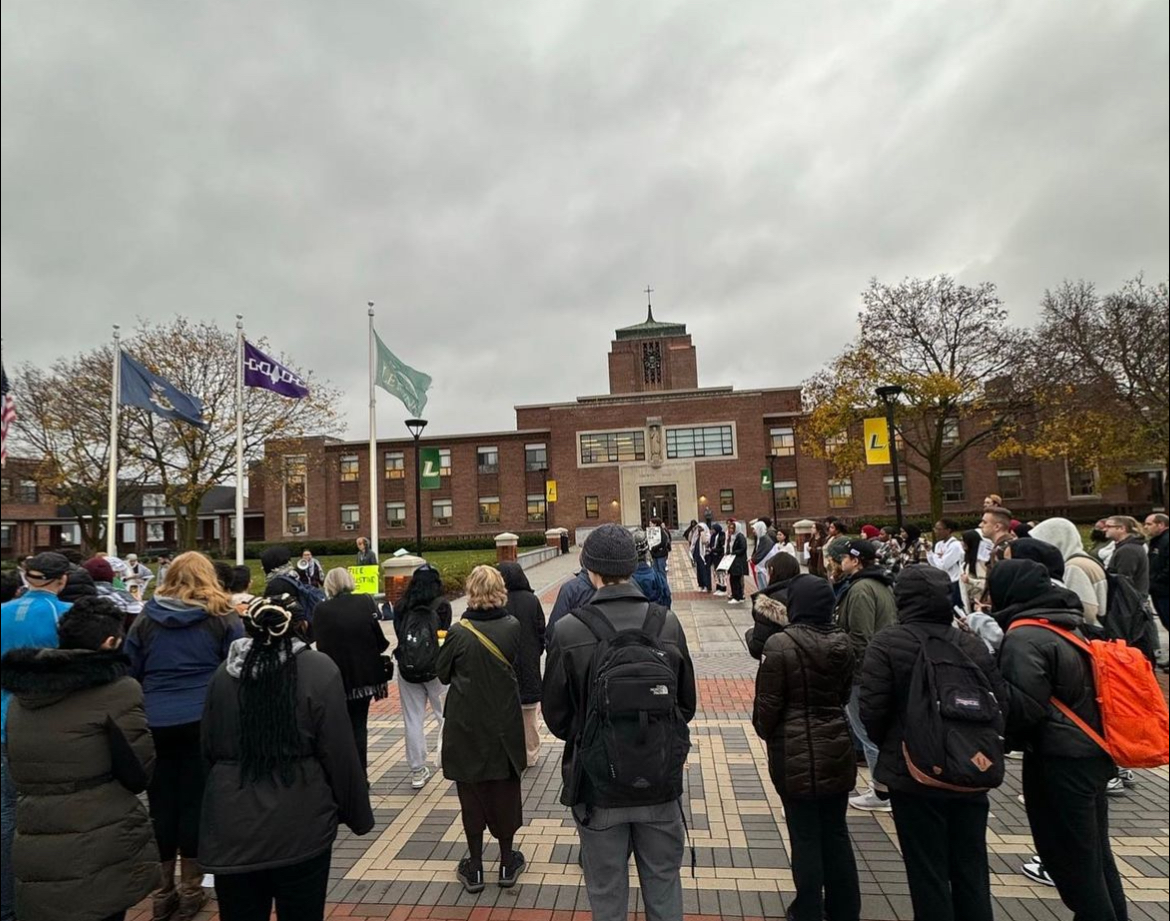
<box><xmin>132</xmin><ymin>546</ymin><xmax>1170</xmax><ymax>921</ymax></box>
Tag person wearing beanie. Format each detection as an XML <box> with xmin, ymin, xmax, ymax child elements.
<box><xmin>83</xmin><ymin>557</ymin><xmax>143</xmax><ymax>626</ymax></box>
<box><xmin>753</xmin><ymin>575</ymin><xmax>860</xmax><ymax>921</ymax></box>
<box><xmin>834</xmin><ymin>539</ymin><xmax>897</xmax><ymax>813</ymax></box>
<box><xmin>860</xmin><ymin>524</ymin><xmax>881</xmax><ymax>542</ymax></box>
<box><xmin>859</xmin><ymin>566</ymin><xmax>1004</xmax><ymax>921</ymax></box>
<box><xmin>542</xmin><ymin>524</ymin><xmax>696</xmax><ymax>921</ymax></box>
<box><xmin>631</xmin><ymin>529</ymin><xmax>673</xmax><ymax>608</ymax></box>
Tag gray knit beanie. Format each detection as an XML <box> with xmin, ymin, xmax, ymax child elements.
<box><xmin>581</xmin><ymin>524</ymin><xmax>639</xmax><ymax>577</ymax></box>
<box><xmin>632</xmin><ymin>528</ymin><xmax>650</xmax><ymax>559</ymax></box>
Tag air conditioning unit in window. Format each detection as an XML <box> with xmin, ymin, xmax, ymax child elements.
<box><xmin>289</xmin><ymin>526</ymin><xmax>303</xmax><ymax>535</ymax></box>
<box><xmin>341</xmin><ymin>522</ymin><xmax>357</xmax><ymax>531</ymax></box>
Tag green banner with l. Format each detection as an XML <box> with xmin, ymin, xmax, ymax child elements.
<box><xmin>419</xmin><ymin>447</ymin><xmax>442</xmax><ymax>490</ymax></box>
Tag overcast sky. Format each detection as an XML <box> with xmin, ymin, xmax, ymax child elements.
<box><xmin>3</xmin><ymin>0</ymin><xmax>1167</xmax><ymax>440</ymax></box>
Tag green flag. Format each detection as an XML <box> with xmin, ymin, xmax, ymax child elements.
<box><xmin>374</xmin><ymin>330</ymin><xmax>432</xmax><ymax>418</ymax></box>
<box><xmin>419</xmin><ymin>447</ymin><xmax>442</xmax><ymax>490</ymax></box>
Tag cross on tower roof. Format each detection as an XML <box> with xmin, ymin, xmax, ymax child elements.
<box><xmin>644</xmin><ymin>284</ymin><xmax>654</xmax><ymax>321</ymax></box>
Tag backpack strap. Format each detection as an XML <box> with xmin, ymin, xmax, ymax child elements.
<box><xmin>642</xmin><ymin>603</ymin><xmax>668</xmax><ymax>639</ymax></box>
<box><xmin>574</xmin><ymin>604</ymin><xmax>618</xmax><ymax>642</ymax></box>
<box><xmin>460</xmin><ymin>619</ymin><xmax>513</xmax><ymax>671</ymax></box>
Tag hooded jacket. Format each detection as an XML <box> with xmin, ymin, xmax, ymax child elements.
<box><xmin>199</xmin><ymin>641</ymin><xmax>374</xmax><ymax>873</ymax></box>
<box><xmin>834</xmin><ymin>566</ymin><xmax>897</xmax><ymax>682</ymax></box>
<box><xmin>124</xmin><ymin>597</ymin><xmax>244</xmax><ymax>727</ymax></box>
<box><xmin>2</xmin><ymin>648</ymin><xmax>158</xmax><ymax>921</ymax></box>
<box><xmin>632</xmin><ymin>560</ymin><xmax>673</xmax><ymax>608</ymax></box>
<box><xmin>990</xmin><ymin>559</ymin><xmax>1105</xmax><ymax>760</ymax></box>
<box><xmin>548</xmin><ymin>569</ymin><xmax>596</xmax><ymax>633</ymax></box>
<box><xmin>1029</xmin><ymin>518</ymin><xmax>1107</xmax><ymax>623</ymax></box>
<box><xmin>752</xmin><ymin>576</ymin><xmax>856</xmax><ymax>799</ymax></box>
<box><xmin>859</xmin><ymin>566</ymin><xmax>1006</xmax><ymax>796</ymax></box>
<box><xmin>745</xmin><ymin>576</ymin><xmax>797</xmax><ymax>660</ymax></box>
<box><xmin>501</xmin><ymin>563</ymin><xmax>548</xmax><ymax>705</ymax></box>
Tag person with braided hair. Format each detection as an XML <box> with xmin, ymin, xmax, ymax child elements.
<box><xmin>199</xmin><ymin>596</ymin><xmax>373</xmax><ymax>921</ymax></box>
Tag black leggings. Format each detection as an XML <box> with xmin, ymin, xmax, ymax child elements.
<box><xmin>148</xmin><ymin>721</ymin><xmax>205</xmax><ymax>861</ymax></box>
<box><xmin>346</xmin><ymin>697</ymin><xmax>371</xmax><ymax>771</ymax></box>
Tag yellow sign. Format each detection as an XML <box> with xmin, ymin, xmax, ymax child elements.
<box><xmin>348</xmin><ymin>565</ymin><xmax>381</xmax><ymax>595</ymax></box>
<box><xmin>545</xmin><ymin>480</ymin><xmax>558</xmax><ymax>503</ymax></box>
<box><xmin>863</xmin><ymin>417</ymin><xmax>891</xmax><ymax>466</ymax></box>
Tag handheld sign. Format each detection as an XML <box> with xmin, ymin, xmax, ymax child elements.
<box><xmin>349</xmin><ymin>565</ymin><xmax>381</xmax><ymax>595</ymax></box>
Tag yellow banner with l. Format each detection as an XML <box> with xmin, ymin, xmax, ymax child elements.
<box><xmin>863</xmin><ymin>417</ymin><xmax>891</xmax><ymax>465</ymax></box>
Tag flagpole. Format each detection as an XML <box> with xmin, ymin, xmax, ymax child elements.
<box><xmin>235</xmin><ymin>315</ymin><xmax>245</xmax><ymax>565</ymax></box>
<box><xmin>105</xmin><ymin>325</ymin><xmax>121</xmax><ymax>557</ymax></box>
<box><xmin>368</xmin><ymin>303</ymin><xmax>379</xmax><ymax>559</ymax></box>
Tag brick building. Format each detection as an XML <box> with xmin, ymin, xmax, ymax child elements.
<box><xmin>251</xmin><ymin>304</ymin><xmax>1162</xmax><ymax>545</ymax></box>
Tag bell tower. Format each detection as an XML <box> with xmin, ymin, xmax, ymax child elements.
<box><xmin>607</xmin><ymin>289</ymin><xmax>698</xmax><ymax>394</ymax></box>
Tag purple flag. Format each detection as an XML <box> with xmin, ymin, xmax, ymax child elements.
<box><xmin>243</xmin><ymin>340</ymin><xmax>310</xmax><ymax>399</ymax></box>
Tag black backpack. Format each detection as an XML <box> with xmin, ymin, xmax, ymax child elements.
<box><xmin>902</xmin><ymin>629</ymin><xmax>1005</xmax><ymax>793</ymax></box>
<box><xmin>1102</xmin><ymin>571</ymin><xmax>1156</xmax><ymax>662</ymax></box>
<box><xmin>397</xmin><ymin>599</ymin><xmax>441</xmax><ymax>683</ymax></box>
<box><xmin>570</xmin><ymin>603</ymin><xmax>690</xmax><ymax>808</ymax></box>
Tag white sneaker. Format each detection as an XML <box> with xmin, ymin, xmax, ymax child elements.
<box><xmin>848</xmin><ymin>790</ymin><xmax>892</xmax><ymax>812</ymax></box>
<box><xmin>728</xmin><ymin>598</ymin><xmax>743</xmax><ymax>605</ymax></box>
<box><xmin>1021</xmin><ymin>860</ymin><xmax>1055</xmax><ymax>887</ymax></box>
<box><xmin>1105</xmin><ymin>776</ymin><xmax>1127</xmax><ymax>796</ymax></box>
<box><xmin>410</xmin><ymin>766</ymin><xmax>433</xmax><ymax>790</ymax></box>
<box><xmin>1118</xmin><ymin>768</ymin><xmax>1137</xmax><ymax>788</ymax></box>
<box><xmin>1016</xmin><ymin>794</ymin><xmax>1026</xmax><ymax>806</ymax></box>
<box><xmin>1005</xmin><ymin>750</ymin><xmax>1024</xmax><ymax>760</ymax></box>
<box><xmin>713</xmin><ymin>590</ymin><xmax>727</xmax><ymax>597</ymax></box>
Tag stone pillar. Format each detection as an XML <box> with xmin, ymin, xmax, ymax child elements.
<box><xmin>496</xmin><ymin>532</ymin><xmax>519</xmax><ymax>564</ymax></box>
<box><xmin>383</xmin><ymin>554</ymin><xmax>425</xmax><ymax>605</ymax></box>
<box><xmin>793</xmin><ymin>518</ymin><xmax>816</xmax><ymax>552</ymax></box>
<box><xmin>545</xmin><ymin>528</ymin><xmax>561</xmax><ymax>551</ymax></box>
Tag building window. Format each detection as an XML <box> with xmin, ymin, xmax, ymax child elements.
<box><xmin>720</xmin><ymin>489</ymin><xmax>735</xmax><ymax>513</ymax></box>
<box><xmin>579</xmin><ymin>431</ymin><xmax>646</xmax><ymax>464</ymax></box>
<box><xmin>439</xmin><ymin>448</ymin><xmax>452</xmax><ymax>477</ymax></box>
<box><xmin>340</xmin><ymin>504</ymin><xmax>360</xmax><ymax>526</ymax></box>
<box><xmin>477</xmin><ymin>446</ymin><xmax>499</xmax><ymax>475</ymax></box>
<box><xmin>14</xmin><ymin>479</ymin><xmax>38</xmax><ymax>504</ymax></box>
<box><xmin>642</xmin><ymin>341</ymin><xmax>662</xmax><ymax>385</ymax></box>
<box><xmin>666</xmin><ymin>425</ymin><xmax>734</xmax><ymax>460</ymax></box>
<box><xmin>769</xmin><ymin>427</ymin><xmax>795</xmax><ymax>457</ymax></box>
<box><xmin>478</xmin><ymin>496</ymin><xmax>501</xmax><ymax>524</ymax></box>
<box><xmin>384</xmin><ymin>451</ymin><xmax>405</xmax><ymax>479</ymax></box>
<box><xmin>0</xmin><ymin>480</ymin><xmax>9</xmax><ymax>501</ymax></box>
<box><xmin>339</xmin><ymin>454</ymin><xmax>360</xmax><ymax>482</ymax></box>
<box><xmin>525</xmin><ymin>443</ymin><xmax>548</xmax><ymax>472</ymax></box>
<box><xmin>882</xmin><ymin>475</ymin><xmax>909</xmax><ymax>505</ymax></box>
<box><xmin>285</xmin><ymin>509</ymin><xmax>306</xmax><ymax>534</ymax></box>
<box><xmin>1067</xmin><ymin>464</ymin><xmax>1099</xmax><ymax>498</ymax></box>
<box><xmin>386</xmin><ymin>502</ymin><xmax>406</xmax><ymax>528</ymax></box>
<box><xmin>774</xmin><ymin>480</ymin><xmax>799</xmax><ymax>510</ymax></box>
<box><xmin>941</xmin><ymin>472</ymin><xmax>966</xmax><ymax>503</ymax></box>
<box><xmin>1</xmin><ymin>525</ymin><xmax>11</xmax><ymax>549</ymax></box>
<box><xmin>828</xmin><ymin>477</ymin><xmax>854</xmax><ymax>508</ymax></box>
<box><xmin>527</xmin><ymin>494</ymin><xmax>546</xmax><ymax>522</ymax></box>
<box><xmin>283</xmin><ymin>455</ymin><xmax>307</xmax><ymax>535</ymax></box>
<box><xmin>433</xmin><ymin>498</ymin><xmax>453</xmax><ymax>527</ymax></box>
<box><xmin>941</xmin><ymin>417</ymin><xmax>960</xmax><ymax>447</ymax></box>
<box><xmin>146</xmin><ymin>522</ymin><xmax>166</xmax><ymax>543</ymax></box>
<box><xmin>143</xmin><ymin>493</ymin><xmax>168</xmax><ymax>517</ymax></box>
<box><xmin>824</xmin><ymin>432</ymin><xmax>848</xmax><ymax>456</ymax></box>
<box><xmin>585</xmin><ymin>495</ymin><xmax>600</xmax><ymax>519</ymax></box>
<box><xmin>997</xmin><ymin>468</ymin><xmax>1023</xmax><ymax>501</ymax></box>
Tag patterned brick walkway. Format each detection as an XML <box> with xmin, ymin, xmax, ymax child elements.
<box><xmin>132</xmin><ymin>547</ymin><xmax>1170</xmax><ymax>920</ymax></box>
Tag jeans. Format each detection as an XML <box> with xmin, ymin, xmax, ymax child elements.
<box><xmin>576</xmin><ymin>802</ymin><xmax>684</xmax><ymax>921</ymax></box>
<box><xmin>652</xmin><ymin>556</ymin><xmax>668</xmax><ymax>577</ymax></box>
<box><xmin>888</xmin><ymin>792</ymin><xmax>994</xmax><ymax>921</ymax></box>
<box><xmin>1023</xmin><ymin>753</ymin><xmax>1127</xmax><ymax>921</ymax></box>
<box><xmin>1</xmin><ymin>746</ymin><xmax>14</xmax><ymax>921</ymax></box>
<box><xmin>398</xmin><ymin>675</ymin><xmax>444</xmax><ymax>772</ymax></box>
<box><xmin>844</xmin><ymin>686</ymin><xmax>880</xmax><ymax>785</ymax></box>
<box><xmin>215</xmin><ymin>849</ymin><xmax>331</xmax><ymax>921</ymax></box>
<box><xmin>781</xmin><ymin>793</ymin><xmax>860</xmax><ymax>921</ymax></box>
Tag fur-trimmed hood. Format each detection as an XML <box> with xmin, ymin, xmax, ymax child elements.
<box><xmin>0</xmin><ymin>647</ymin><xmax>130</xmax><ymax>709</ymax></box>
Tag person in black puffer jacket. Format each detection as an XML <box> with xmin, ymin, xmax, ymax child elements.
<box><xmin>753</xmin><ymin>575</ymin><xmax>859</xmax><ymax>921</ymax></box>
<box><xmin>990</xmin><ymin>559</ymin><xmax>1128</xmax><ymax>921</ymax></box>
<box><xmin>500</xmin><ymin>562</ymin><xmax>547</xmax><ymax>768</ymax></box>
<box><xmin>745</xmin><ymin>553</ymin><xmax>802</xmax><ymax>659</ymax></box>
<box><xmin>860</xmin><ymin>565</ymin><xmax>1004</xmax><ymax>921</ymax></box>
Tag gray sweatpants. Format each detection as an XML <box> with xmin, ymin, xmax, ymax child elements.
<box><xmin>575</xmin><ymin>802</ymin><xmax>685</xmax><ymax>921</ymax></box>
<box><xmin>397</xmin><ymin>674</ymin><xmax>445</xmax><ymax>772</ymax></box>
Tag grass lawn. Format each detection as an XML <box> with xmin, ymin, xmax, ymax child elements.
<box><xmin>240</xmin><ymin>549</ymin><xmax>498</xmax><ymax>596</ymax></box>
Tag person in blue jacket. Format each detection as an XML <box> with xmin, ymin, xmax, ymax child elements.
<box><xmin>631</xmin><ymin>529</ymin><xmax>673</xmax><ymax>608</ymax></box>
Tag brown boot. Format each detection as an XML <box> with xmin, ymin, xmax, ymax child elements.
<box><xmin>176</xmin><ymin>856</ymin><xmax>208</xmax><ymax>920</ymax></box>
<box><xmin>152</xmin><ymin>859</ymin><xmax>179</xmax><ymax>921</ymax></box>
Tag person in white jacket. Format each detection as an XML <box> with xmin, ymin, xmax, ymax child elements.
<box><xmin>1029</xmin><ymin>517</ymin><xmax>1108</xmax><ymax>625</ymax></box>
<box><xmin>928</xmin><ymin>519</ymin><xmax>965</xmax><ymax>608</ymax></box>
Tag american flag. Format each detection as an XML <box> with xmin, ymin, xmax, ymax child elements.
<box><xmin>1</xmin><ymin>363</ymin><xmax>15</xmax><ymax>467</ymax></box>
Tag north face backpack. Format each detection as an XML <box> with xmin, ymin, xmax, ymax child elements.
<box><xmin>572</xmin><ymin>603</ymin><xmax>690</xmax><ymax>807</ymax></box>
<box><xmin>1101</xmin><ymin>571</ymin><xmax>1156</xmax><ymax>662</ymax></box>
<box><xmin>397</xmin><ymin>599</ymin><xmax>441</xmax><ymax>683</ymax></box>
<box><xmin>901</xmin><ymin>629</ymin><xmax>1005</xmax><ymax>792</ymax></box>
<box><xmin>1009</xmin><ymin>618</ymin><xmax>1170</xmax><ymax>769</ymax></box>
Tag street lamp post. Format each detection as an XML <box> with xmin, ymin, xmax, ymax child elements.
<box><xmin>875</xmin><ymin>385</ymin><xmax>905</xmax><ymax>531</ymax></box>
<box><xmin>405</xmin><ymin>418</ymin><xmax>428</xmax><ymax>557</ymax></box>
<box><xmin>767</xmin><ymin>453</ymin><xmax>778</xmax><ymax>524</ymax></box>
<box><xmin>542</xmin><ymin>466</ymin><xmax>550</xmax><ymax>533</ymax></box>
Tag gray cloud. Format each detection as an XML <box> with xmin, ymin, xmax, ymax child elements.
<box><xmin>3</xmin><ymin>0</ymin><xmax>1167</xmax><ymax>439</ymax></box>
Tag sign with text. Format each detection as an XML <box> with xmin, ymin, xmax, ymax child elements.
<box><xmin>419</xmin><ymin>447</ymin><xmax>442</xmax><ymax>489</ymax></box>
<box><xmin>348</xmin><ymin>565</ymin><xmax>380</xmax><ymax>595</ymax></box>
<box><xmin>545</xmin><ymin>480</ymin><xmax>558</xmax><ymax>503</ymax></box>
<box><xmin>864</xmin><ymin>417</ymin><xmax>891</xmax><ymax>466</ymax></box>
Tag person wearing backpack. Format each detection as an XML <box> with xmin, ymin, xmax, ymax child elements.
<box><xmin>859</xmin><ymin>565</ymin><xmax>1005</xmax><ymax>921</ymax></box>
<box><xmin>990</xmin><ymin>558</ymin><xmax>1129</xmax><ymax>921</ymax></box>
<box><xmin>542</xmin><ymin>524</ymin><xmax>697</xmax><ymax>921</ymax></box>
<box><xmin>1030</xmin><ymin>518</ymin><xmax>1108</xmax><ymax>624</ymax></box>
<box><xmin>393</xmin><ymin>565</ymin><xmax>451</xmax><ymax>789</ymax></box>
<box><xmin>752</xmin><ymin>575</ymin><xmax>860</xmax><ymax>921</ymax></box>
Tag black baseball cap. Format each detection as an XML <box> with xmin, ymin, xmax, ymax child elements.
<box><xmin>845</xmin><ymin>539</ymin><xmax>877</xmax><ymax>562</ymax></box>
<box><xmin>24</xmin><ymin>552</ymin><xmax>72</xmax><ymax>581</ymax></box>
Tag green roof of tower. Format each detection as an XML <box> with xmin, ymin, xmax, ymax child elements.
<box><xmin>614</xmin><ymin>305</ymin><xmax>688</xmax><ymax>341</ymax></box>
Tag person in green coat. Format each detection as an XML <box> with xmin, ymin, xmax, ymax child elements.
<box><xmin>437</xmin><ymin>565</ymin><xmax>527</xmax><ymax>894</ymax></box>
<box><xmin>833</xmin><ymin>539</ymin><xmax>898</xmax><ymax>813</ymax></box>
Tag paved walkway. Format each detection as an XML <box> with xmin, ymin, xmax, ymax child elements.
<box><xmin>133</xmin><ymin>546</ymin><xmax>1170</xmax><ymax>921</ymax></box>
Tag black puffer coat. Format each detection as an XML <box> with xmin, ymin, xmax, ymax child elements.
<box><xmin>745</xmin><ymin>577</ymin><xmax>796</xmax><ymax>659</ymax></box>
<box><xmin>990</xmin><ymin>559</ymin><xmax>1104</xmax><ymax>759</ymax></box>
<box><xmin>753</xmin><ymin>621</ymin><xmax>856</xmax><ymax>799</ymax></box>
<box><xmin>860</xmin><ymin>566</ymin><xmax>1007</xmax><ymax>797</ymax></box>
<box><xmin>501</xmin><ymin>563</ymin><xmax>547</xmax><ymax>705</ymax></box>
<box><xmin>2</xmin><ymin>648</ymin><xmax>157</xmax><ymax>921</ymax></box>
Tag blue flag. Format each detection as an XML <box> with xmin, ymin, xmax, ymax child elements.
<box><xmin>119</xmin><ymin>351</ymin><xmax>207</xmax><ymax>428</ymax></box>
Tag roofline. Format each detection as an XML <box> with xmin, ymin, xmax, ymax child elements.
<box><xmin>316</xmin><ymin>428</ymin><xmax>553</xmax><ymax>450</ymax></box>
<box><xmin>515</xmin><ymin>384</ymin><xmax>803</xmax><ymax>412</ymax></box>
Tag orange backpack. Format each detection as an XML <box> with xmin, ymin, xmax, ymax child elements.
<box><xmin>1009</xmin><ymin>618</ymin><xmax>1169</xmax><ymax>769</ymax></box>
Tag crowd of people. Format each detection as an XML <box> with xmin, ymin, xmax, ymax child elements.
<box><xmin>0</xmin><ymin>501</ymin><xmax>1167</xmax><ymax>921</ymax></box>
